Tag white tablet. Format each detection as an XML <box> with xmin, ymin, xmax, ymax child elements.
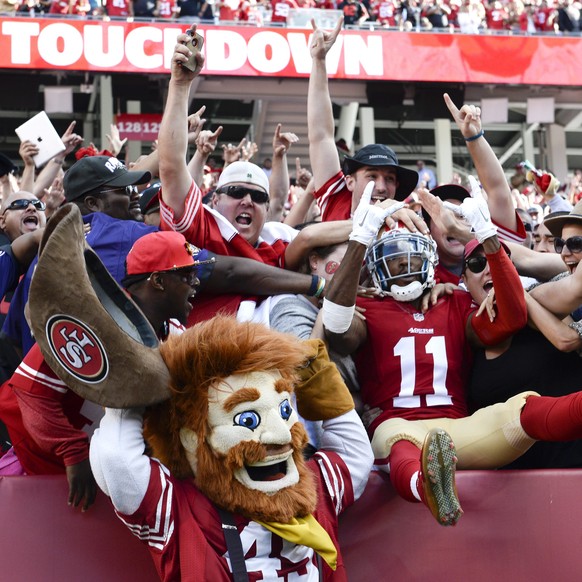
<box><xmin>15</xmin><ymin>111</ymin><xmax>66</xmax><ymax>168</ymax></box>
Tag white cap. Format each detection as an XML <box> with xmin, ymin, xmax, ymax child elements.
<box><xmin>216</xmin><ymin>161</ymin><xmax>270</xmax><ymax>193</ymax></box>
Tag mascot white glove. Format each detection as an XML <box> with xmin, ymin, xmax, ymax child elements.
<box><xmin>443</xmin><ymin>176</ymin><xmax>497</xmax><ymax>243</ymax></box>
<box><xmin>349</xmin><ymin>181</ymin><xmax>405</xmax><ymax>247</ymax></box>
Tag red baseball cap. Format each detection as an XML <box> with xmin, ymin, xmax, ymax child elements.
<box><xmin>126</xmin><ymin>231</ymin><xmax>204</xmax><ymax>276</ymax></box>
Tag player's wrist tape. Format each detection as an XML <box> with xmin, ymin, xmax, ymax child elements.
<box><xmin>464</xmin><ymin>129</ymin><xmax>485</xmax><ymax>142</ymax></box>
<box><xmin>322</xmin><ymin>298</ymin><xmax>355</xmax><ymax>334</ymax></box>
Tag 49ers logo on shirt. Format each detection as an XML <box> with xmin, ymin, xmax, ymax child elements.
<box><xmin>46</xmin><ymin>315</ymin><xmax>109</xmax><ymax>384</ymax></box>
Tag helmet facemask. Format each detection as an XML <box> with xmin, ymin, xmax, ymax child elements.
<box><xmin>365</xmin><ymin>229</ymin><xmax>438</xmax><ymax>302</ymax></box>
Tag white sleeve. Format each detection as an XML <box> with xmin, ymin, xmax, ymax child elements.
<box><xmin>318</xmin><ymin>409</ymin><xmax>373</xmax><ymax>501</ymax></box>
<box><xmin>89</xmin><ymin>407</ymin><xmax>152</xmax><ymax>515</ymax></box>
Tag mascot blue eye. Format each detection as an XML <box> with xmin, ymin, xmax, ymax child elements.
<box><xmin>279</xmin><ymin>399</ymin><xmax>292</xmax><ymax>420</ymax></box>
<box><xmin>233</xmin><ymin>411</ymin><xmax>260</xmax><ymax>430</ymax></box>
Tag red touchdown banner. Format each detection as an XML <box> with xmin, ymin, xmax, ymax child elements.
<box><xmin>0</xmin><ymin>18</ymin><xmax>581</xmax><ymax>84</ymax></box>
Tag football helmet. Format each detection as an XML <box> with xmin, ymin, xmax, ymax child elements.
<box><xmin>365</xmin><ymin>228</ymin><xmax>438</xmax><ymax>302</ymax></box>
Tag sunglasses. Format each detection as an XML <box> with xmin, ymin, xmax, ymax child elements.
<box><xmin>217</xmin><ymin>185</ymin><xmax>269</xmax><ymax>205</ymax></box>
<box><xmin>168</xmin><ymin>269</ymin><xmax>199</xmax><ymax>286</ymax></box>
<box><xmin>3</xmin><ymin>198</ymin><xmax>46</xmax><ymax>213</ymax></box>
<box><xmin>554</xmin><ymin>236</ymin><xmax>582</xmax><ymax>254</ymax></box>
<box><xmin>464</xmin><ymin>256</ymin><xmax>488</xmax><ymax>274</ymax></box>
<box><xmin>147</xmin><ymin>269</ymin><xmax>199</xmax><ymax>287</ymax></box>
<box><xmin>99</xmin><ymin>185</ymin><xmax>139</xmax><ymax>197</ymax></box>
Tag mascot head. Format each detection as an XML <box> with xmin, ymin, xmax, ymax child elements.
<box><xmin>144</xmin><ymin>316</ymin><xmax>318</xmax><ymax>523</ymax></box>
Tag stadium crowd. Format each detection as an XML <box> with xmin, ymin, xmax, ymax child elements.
<box><xmin>2</xmin><ymin>0</ymin><xmax>582</xmax><ymax>35</ymax></box>
<box><xmin>2</xmin><ymin>15</ymin><xmax>582</xmax><ymax>578</ymax></box>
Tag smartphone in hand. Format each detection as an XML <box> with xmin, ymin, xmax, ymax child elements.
<box><xmin>182</xmin><ymin>30</ymin><xmax>204</xmax><ymax>73</ymax></box>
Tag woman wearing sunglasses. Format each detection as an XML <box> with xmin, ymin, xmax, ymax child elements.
<box><xmin>464</xmin><ymin>222</ymin><xmax>582</xmax><ymax>469</ymax></box>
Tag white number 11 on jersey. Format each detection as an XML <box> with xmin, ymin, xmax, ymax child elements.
<box><xmin>393</xmin><ymin>336</ymin><xmax>452</xmax><ymax>408</ymax></box>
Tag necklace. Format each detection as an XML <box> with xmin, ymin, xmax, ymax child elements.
<box><xmin>393</xmin><ymin>300</ymin><xmax>425</xmax><ymax>322</ymax></box>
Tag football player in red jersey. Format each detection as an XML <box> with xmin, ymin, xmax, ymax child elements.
<box><xmin>323</xmin><ymin>181</ymin><xmax>582</xmax><ymax>526</ymax></box>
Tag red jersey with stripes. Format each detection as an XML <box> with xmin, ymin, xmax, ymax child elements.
<box><xmin>355</xmin><ymin>291</ymin><xmax>475</xmax><ymax>436</ymax></box>
<box><xmin>117</xmin><ymin>452</ymin><xmax>353</xmax><ymax>581</ymax></box>
<box><xmin>159</xmin><ymin>179</ymin><xmax>297</xmax><ymax>323</ymax></box>
<box><xmin>0</xmin><ymin>343</ymin><xmax>103</xmax><ymax>474</ymax></box>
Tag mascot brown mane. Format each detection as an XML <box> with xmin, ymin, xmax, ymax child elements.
<box><xmin>144</xmin><ymin>316</ymin><xmax>319</xmax><ymax>523</ymax></box>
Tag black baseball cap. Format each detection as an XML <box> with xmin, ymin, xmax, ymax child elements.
<box><xmin>63</xmin><ymin>155</ymin><xmax>151</xmax><ymax>202</ymax></box>
<box><xmin>139</xmin><ymin>182</ymin><xmax>161</xmax><ymax>215</ymax></box>
<box><xmin>342</xmin><ymin>144</ymin><xmax>419</xmax><ymax>201</ymax></box>
<box><xmin>422</xmin><ymin>184</ymin><xmax>470</xmax><ymax>226</ymax></box>
<box><xmin>0</xmin><ymin>153</ymin><xmax>18</xmax><ymax>178</ymax></box>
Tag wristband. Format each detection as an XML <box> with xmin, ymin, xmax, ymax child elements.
<box><xmin>314</xmin><ymin>277</ymin><xmax>326</xmax><ymax>298</ymax></box>
<box><xmin>307</xmin><ymin>275</ymin><xmax>319</xmax><ymax>296</ymax></box>
<box><xmin>322</xmin><ymin>298</ymin><xmax>355</xmax><ymax>334</ymax></box>
<box><xmin>464</xmin><ymin>130</ymin><xmax>485</xmax><ymax>143</ymax></box>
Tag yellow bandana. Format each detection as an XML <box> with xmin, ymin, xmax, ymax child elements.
<box><xmin>257</xmin><ymin>514</ymin><xmax>337</xmax><ymax>570</ymax></box>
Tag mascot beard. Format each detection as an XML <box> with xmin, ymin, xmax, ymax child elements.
<box><xmin>193</xmin><ymin>421</ymin><xmax>318</xmax><ymax>524</ymax></box>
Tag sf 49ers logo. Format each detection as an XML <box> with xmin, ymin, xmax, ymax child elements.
<box><xmin>46</xmin><ymin>315</ymin><xmax>109</xmax><ymax>384</ymax></box>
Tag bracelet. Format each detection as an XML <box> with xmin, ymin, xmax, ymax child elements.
<box><xmin>568</xmin><ymin>320</ymin><xmax>582</xmax><ymax>339</ymax></box>
<box><xmin>308</xmin><ymin>275</ymin><xmax>326</xmax><ymax>298</ymax></box>
<box><xmin>52</xmin><ymin>158</ymin><xmax>64</xmax><ymax>165</ymax></box>
<box><xmin>464</xmin><ymin>130</ymin><xmax>485</xmax><ymax>143</ymax></box>
<box><xmin>308</xmin><ymin>275</ymin><xmax>320</xmax><ymax>296</ymax></box>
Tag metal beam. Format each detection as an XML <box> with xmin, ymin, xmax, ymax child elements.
<box><xmin>498</xmin><ymin>123</ymin><xmax>539</xmax><ymax>166</ymax></box>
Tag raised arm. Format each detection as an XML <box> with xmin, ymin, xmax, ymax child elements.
<box><xmin>444</xmin><ymin>188</ymin><xmax>528</xmax><ymax>347</ymax></box>
<box><xmin>268</xmin><ymin>123</ymin><xmax>298</xmax><ymax>222</ymax></box>
<box><xmin>18</xmin><ymin>141</ymin><xmax>38</xmax><ymax>194</ymax></box>
<box><xmin>284</xmin><ymin>178</ymin><xmax>318</xmax><ymax>227</ymax></box>
<box><xmin>308</xmin><ymin>18</ymin><xmax>343</xmax><ymax>191</ymax></box>
<box><xmin>323</xmin><ymin>184</ymin><xmax>403</xmax><ymax>355</ymax></box>
<box><xmin>158</xmin><ymin>26</ymin><xmax>204</xmax><ymax>221</ymax></box>
<box><xmin>444</xmin><ymin>93</ymin><xmax>518</xmax><ymax>232</ymax></box>
<box><xmin>189</xmin><ymin>125</ymin><xmax>223</xmax><ymax>188</ymax></box>
<box><xmin>33</xmin><ymin>121</ymin><xmax>83</xmax><ymax>199</ymax></box>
